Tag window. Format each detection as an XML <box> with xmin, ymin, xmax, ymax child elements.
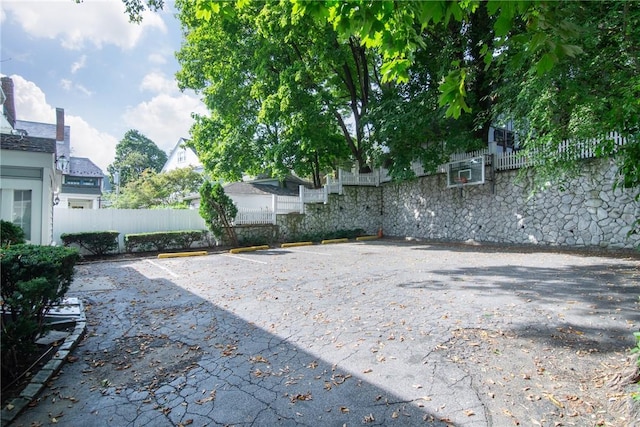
<box><xmin>493</xmin><ymin>129</ymin><xmax>516</xmax><ymax>152</ymax></box>
<box><xmin>13</xmin><ymin>190</ymin><xmax>32</xmax><ymax>240</ymax></box>
<box><xmin>64</xmin><ymin>176</ymin><xmax>98</xmax><ymax>186</ymax></box>
<box><xmin>177</xmin><ymin>149</ymin><xmax>187</xmax><ymax>163</ymax></box>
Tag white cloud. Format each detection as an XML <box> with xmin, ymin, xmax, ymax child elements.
<box><xmin>10</xmin><ymin>75</ymin><xmax>54</xmax><ymax>122</ymax></box>
<box><xmin>2</xmin><ymin>0</ymin><xmax>166</xmax><ymax>51</ymax></box>
<box><xmin>148</xmin><ymin>53</ymin><xmax>168</xmax><ymax>65</ymax></box>
<box><xmin>59</xmin><ymin>79</ymin><xmax>93</xmax><ymax>97</ymax></box>
<box><xmin>75</xmin><ymin>84</ymin><xmax>93</xmax><ymax>97</ymax></box>
<box><xmin>139</xmin><ymin>72</ymin><xmax>178</xmax><ymax>94</ymax></box>
<box><xmin>65</xmin><ymin>117</ymin><xmax>118</xmax><ymax>172</ymax></box>
<box><xmin>124</xmin><ymin>91</ymin><xmax>207</xmax><ymax>154</ymax></box>
<box><xmin>71</xmin><ymin>55</ymin><xmax>87</xmax><ymax>74</ymax></box>
<box><xmin>11</xmin><ymin>74</ymin><xmax>117</xmax><ymax>172</ymax></box>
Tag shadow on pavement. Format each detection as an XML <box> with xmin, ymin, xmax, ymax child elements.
<box><xmin>12</xmin><ymin>264</ymin><xmax>460</xmax><ymax>427</ymax></box>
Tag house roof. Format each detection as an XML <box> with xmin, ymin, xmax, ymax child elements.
<box><xmin>167</xmin><ymin>137</ymin><xmax>197</xmax><ymax>159</ymax></box>
<box><xmin>223</xmin><ymin>181</ymin><xmax>299</xmax><ymax>196</ymax></box>
<box><xmin>0</xmin><ymin>132</ymin><xmax>56</xmax><ymax>154</ymax></box>
<box><xmin>161</xmin><ymin>137</ymin><xmax>202</xmax><ymax>173</ymax></box>
<box><xmin>69</xmin><ymin>157</ymin><xmax>103</xmax><ymax>177</ymax></box>
<box><xmin>15</xmin><ymin>119</ymin><xmax>70</xmax><ymax>140</ymax></box>
<box><xmin>15</xmin><ymin>119</ymin><xmax>71</xmax><ymax>157</ymax></box>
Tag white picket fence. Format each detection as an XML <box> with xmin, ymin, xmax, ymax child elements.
<box><xmin>234</xmin><ymin>208</ymin><xmax>275</xmax><ymax>225</ymax></box>
<box><xmin>233</xmin><ymin>194</ymin><xmax>304</xmax><ymax>225</ymax></box>
<box><xmin>323</xmin><ymin>131</ymin><xmax>627</xmax><ymax>190</ymax></box>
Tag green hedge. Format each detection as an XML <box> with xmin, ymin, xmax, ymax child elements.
<box><xmin>0</xmin><ymin>220</ymin><xmax>26</xmax><ymax>247</ymax></box>
<box><xmin>1</xmin><ymin>245</ymin><xmax>80</xmax><ymax>378</ymax></box>
<box><xmin>124</xmin><ymin>230</ymin><xmax>208</xmax><ymax>253</ymax></box>
<box><xmin>296</xmin><ymin>228</ymin><xmax>366</xmax><ymax>243</ymax></box>
<box><xmin>60</xmin><ymin>231</ymin><xmax>120</xmax><ymax>256</ymax></box>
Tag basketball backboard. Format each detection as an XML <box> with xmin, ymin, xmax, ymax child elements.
<box><xmin>446</xmin><ymin>156</ymin><xmax>485</xmax><ymax>188</ymax></box>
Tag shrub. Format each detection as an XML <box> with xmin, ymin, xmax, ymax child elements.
<box><xmin>1</xmin><ymin>220</ymin><xmax>25</xmax><ymax>247</ymax></box>
<box><xmin>60</xmin><ymin>231</ymin><xmax>120</xmax><ymax>256</ymax></box>
<box><xmin>296</xmin><ymin>228</ymin><xmax>366</xmax><ymax>242</ymax></box>
<box><xmin>125</xmin><ymin>230</ymin><xmax>208</xmax><ymax>253</ymax></box>
<box><xmin>632</xmin><ymin>329</ymin><xmax>640</xmax><ymax>401</ymax></box>
<box><xmin>1</xmin><ymin>245</ymin><xmax>80</xmax><ymax>379</ymax></box>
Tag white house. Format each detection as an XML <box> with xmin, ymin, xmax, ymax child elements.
<box><xmin>16</xmin><ymin>109</ymin><xmax>104</xmax><ymax>210</ymax></box>
<box><xmin>0</xmin><ymin>77</ymin><xmax>62</xmax><ymax>244</ymax></box>
<box><xmin>162</xmin><ymin>137</ymin><xmax>203</xmax><ymax>173</ymax></box>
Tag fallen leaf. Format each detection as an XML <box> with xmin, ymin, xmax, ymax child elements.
<box><xmin>362</xmin><ymin>368</ymin><xmax>372</xmax><ymax>374</ymax></box>
<box><xmin>290</xmin><ymin>393</ymin><xmax>312</xmax><ymax>403</ymax></box>
<box><xmin>464</xmin><ymin>409</ymin><xmax>475</xmax><ymax>416</ymax></box>
<box><xmin>363</xmin><ymin>413</ymin><xmax>375</xmax><ymax>423</ymax></box>
<box><xmin>249</xmin><ymin>355</ymin><xmax>269</xmax><ymax>364</ymax></box>
<box><xmin>195</xmin><ymin>390</ymin><xmax>216</xmax><ymax>404</ymax></box>
<box><xmin>339</xmin><ymin>406</ymin><xmax>349</xmax><ymax>413</ymax></box>
<box><xmin>544</xmin><ymin>393</ymin><xmax>564</xmax><ymax>409</ymax></box>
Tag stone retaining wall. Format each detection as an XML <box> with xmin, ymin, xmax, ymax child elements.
<box><xmin>277</xmin><ymin>186</ymin><xmax>382</xmax><ymax>242</ymax></box>
<box><xmin>276</xmin><ymin>158</ymin><xmax>639</xmax><ymax>250</ymax></box>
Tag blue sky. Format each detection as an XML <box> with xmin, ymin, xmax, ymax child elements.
<box><xmin>0</xmin><ymin>0</ymin><xmax>207</xmax><ymax>172</ymax></box>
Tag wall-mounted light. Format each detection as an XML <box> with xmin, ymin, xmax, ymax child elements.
<box><xmin>53</xmin><ymin>193</ymin><xmax>60</xmax><ymax>206</ymax></box>
<box><xmin>56</xmin><ymin>155</ymin><xmax>69</xmax><ymax>172</ymax></box>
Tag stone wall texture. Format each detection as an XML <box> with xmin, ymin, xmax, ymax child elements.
<box><xmin>275</xmin><ymin>158</ymin><xmax>639</xmax><ymax>250</ymax></box>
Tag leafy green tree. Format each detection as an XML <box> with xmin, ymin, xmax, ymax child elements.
<box><xmin>494</xmin><ymin>2</ymin><xmax>639</xmax><ymax>189</ymax></box>
<box><xmin>199</xmin><ymin>181</ymin><xmax>238</xmax><ymax>246</ymax></box>
<box><xmin>110</xmin><ymin>167</ymin><xmax>204</xmax><ymax>209</ymax></box>
<box><xmin>119</xmin><ymin>0</ymin><xmax>639</xmax><ymax>194</ymax></box>
<box><xmin>107</xmin><ymin>130</ymin><xmax>168</xmax><ymax>188</ymax></box>
<box><xmin>176</xmin><ymin>0</ymin><xmax>376</xmax><ymax>178</ymax></box>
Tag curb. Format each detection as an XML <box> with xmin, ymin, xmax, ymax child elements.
<box><xmin>355</xmin><ymin>236</ymin><xmax>379</xmax><ymax>241</ymax></box>
<box><xmin>321</xmin><ymin>238</ymin><xmax>349</xmax><ymax>245</ymax></box>
<box><xmin>158</xmin><ymin>251</ymin><xmax>208</xmax><ymax>259</ymax></box>
<box><xmin>281</xmin><ymin>242</ymin><xmax>313</xmax><ymax>248</ymax></box>
<box><xmin>229</xmin><ymin>245</ymin><xmax>270</xmax><ymax>254</ymax></box>
<box><xmin>1</xmin><ymin>299</ymin><xmax>87</xmax><ymax>425</ymax></box>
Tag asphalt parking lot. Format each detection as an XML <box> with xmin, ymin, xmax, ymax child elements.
<box><xmin>11</xmin><ymin>240</ymin><xmax>640</xmax><ymax>426</ymax></box>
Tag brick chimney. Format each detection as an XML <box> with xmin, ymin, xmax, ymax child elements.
<box><xmin>56</xmin><ymin>108</ymin><xmax>64</xmax><ymax>142</ymax></box>
<box><xmin>1</xmin><ymin>77</ymin><xmax>17</xmax><ymax>129</ymax></box>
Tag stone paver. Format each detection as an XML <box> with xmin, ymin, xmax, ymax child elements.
<box><xmin>9</xmin><ymin>241</ymin><xmax>640</xmax><ymax>426</ymax></box>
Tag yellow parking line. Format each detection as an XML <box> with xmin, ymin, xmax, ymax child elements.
<box><xmin>158</xmin><ymin>251</ymin><xmax>208</xmax><ymax>259</ymax></box>
<box><xmin>356</xmin><ymin>236</ymin><xmax>379</xmax><ymax>241</ymax></box>
<box><xmin>229</xmin><ymin>245</ymin><xmax>270</xmax><ymax>254</ymax></box>
<box><xmin>321</xmin><ymin>238</ymin><xmax>349</xmax><ymax>244</ymax></box>
<box><xmin>281</xmin><ymin>241</ymin><xmax>313</xmax><ymax>248</ymax></box>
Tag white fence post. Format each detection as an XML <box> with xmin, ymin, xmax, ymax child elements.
<box><xmin>272</xmin><ymin>195</ymin><xmax>277</xmax><ymax>224</ymax></box>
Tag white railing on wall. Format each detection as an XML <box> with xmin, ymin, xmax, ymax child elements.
<box><xmin>337</xmin><ymin>131</ymin><xmax>627</xmax><ymax>187</ymax></box>
<box><xmin>326</xmin><ymin>174</ymin><xmax>342</xmax><ymax>195</ymax></box>
<box><xmin>340</xmin><ymin>170</ymin><xmax>379</xmax><ymax>187</ymax></box>
<box><xmin>273</xmin><ymin>195</ymin><xmax>303</xmax><ymax>214</ymax></box>
<box><xmin>494</xmin><ymin>151</ymin><xmax>528</xmax><ymax>170</ymax></box>
<box><xmin>234</xmin><ymin>208</ymin><xmax>275</xmax><ymax>225</ymax></box>
<box><xmin>300</xmin><ymin>185</ymin><xmax>327</xmax><ymax>205</ymax></box>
